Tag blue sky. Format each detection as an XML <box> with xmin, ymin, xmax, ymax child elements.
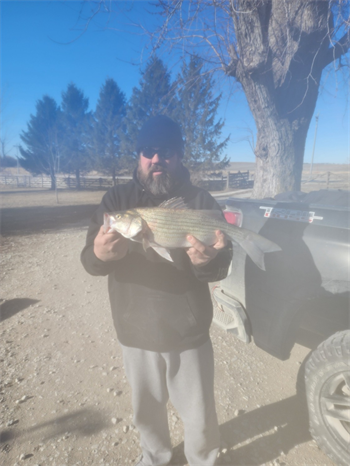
<box><xmin>1</xmin><ymin>0</ymin><xmax>349</xmax><ymax>164</ymax></box>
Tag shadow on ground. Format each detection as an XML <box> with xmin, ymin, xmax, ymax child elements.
<box><xmin>0</xmin><ymin>407</ymin><xmax>108</xmax><ymax>445</ymax></box>
<box><xmin>0</xmin><ymin>298</ymin><xmax>40</xmax><ymax>322</ymax></box>
<box><xmin>0</xmin><ymin>204</ymin><xmax>97</xmax><ymax>236</ymax></box>
<box><xmin>171</xmin><ymin>393</ymin><xmax>310</xmax><ymax>465</ymax></box>
<box><xmin>0</xmin><ymin>395</ymin><xmax>312</xmax><ymax>465</ymax></box>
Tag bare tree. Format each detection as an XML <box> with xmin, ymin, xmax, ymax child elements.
<box><xmin>78</xmin><ymin>0</ymin><xmax>349</xmax><ymax>196</ymax></box>
<box><xmin>139</xmin><ymin>0</ymin><xmax>350</xmax><ymax>197</ymax></box>
<box><xmin>0</xmin><ymin>92</ymin><xmax>17</xmax><ymax>168</ymax></box>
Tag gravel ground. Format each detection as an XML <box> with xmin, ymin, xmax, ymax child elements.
<box><xmin>0</xmin><ymin>189</ymin><xmax>336</xmax><ymax>466</ymax></box>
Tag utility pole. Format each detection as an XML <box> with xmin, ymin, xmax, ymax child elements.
<box><xmin>310</xmin><ymin>114</ymin><xmax>320</xmax><ymax>177</ymax></box>
<box><xmin>55</xmin><ymin>154</ymin><xmax>60</xmax><ymax>204</ymax></box>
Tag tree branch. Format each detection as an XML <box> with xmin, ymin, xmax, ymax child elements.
<box><xmin>224</xmin><ymin>43</ymin><xmax>239</xmax><ymax>77</ymax></box>
<box><xmin>320</xmin><ymin>31</ymin><xmax>350</xmax><ymax>69</ymax></box>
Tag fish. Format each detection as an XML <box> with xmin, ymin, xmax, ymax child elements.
<box><xmin>104</xmin><ymin>197</ymin><xmax>281</xmax><ymax>270</ymax></box>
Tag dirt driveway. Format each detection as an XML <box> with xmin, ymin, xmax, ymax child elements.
<box><xmin>0</xmin><ymin>189</ymin><xmax>334</xmax><ymax>466</ymax></box>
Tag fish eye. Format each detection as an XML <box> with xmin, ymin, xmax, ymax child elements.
<box><xmin>115</xmin><ymin>214</ymin><xmax>121</xmax><ymax>219</ymax></box>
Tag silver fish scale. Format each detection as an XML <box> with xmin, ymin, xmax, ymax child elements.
<box><xmin>109</xmin><ymin>205</ymin><xmax>282</xmax><ymax>269</ymax></box>
<box><xmin>134</xmin><ymin>208</ymin><xmax>237</xmax><ymax>247</ymax></box>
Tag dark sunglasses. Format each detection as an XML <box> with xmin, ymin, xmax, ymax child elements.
<box><xmin>140</xmin><ymin>147</ymin><xmax>177</xmax><ymax>160</ymax></box>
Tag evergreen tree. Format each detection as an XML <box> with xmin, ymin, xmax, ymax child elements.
<box><xmin>0</xmin><ymin>155</ymin><xmax>17</xmax><ymax>168</ymax></box>
<box><xmin>60</xmin><ymin>83</ymin><xmax>91</xmax><ymax>189</ymax></box>
<box><xmin>93</xmin><ymin>78</ymin><xmax>126</xmax><ymax>185</ymax></box>
<box><xmin>19</xmin><ymin>95</ymin><xmax>62</xmax><ymax>189</ymax></box>
<box><xmin>175</xmin><ymin>55</ymin><xmax>229</xmax><ymax>171</ymax></box>
<box><xmin>122</xmin><ymin>57</ymin><xmax>178</xmax><ymax>159</ymax></box>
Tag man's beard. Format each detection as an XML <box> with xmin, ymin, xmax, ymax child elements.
<box><xmin>137</xmin><ymin>163</ymin><xmax>181</xmax><ymax>196</ymax></box>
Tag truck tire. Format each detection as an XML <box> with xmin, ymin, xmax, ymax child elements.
<box><xmin>305</xmin><ymin>331</ymin><xmax>350</xmax><ymax>465</ymax></box>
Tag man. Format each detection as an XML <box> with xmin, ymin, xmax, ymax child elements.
<box><xmin>81</xmin><ymin>115</ymin><xmax>232</xmax><ymax>466</ymax></box>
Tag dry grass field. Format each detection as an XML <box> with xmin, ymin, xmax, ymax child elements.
<box><xmin>227</xmin><ymin>162</ymin><xmax>349</xmax><ymax>191</ymax></box>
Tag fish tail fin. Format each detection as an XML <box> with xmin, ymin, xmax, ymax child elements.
<box><xmin>239</xmin><ymin>238</ymin><xmax>267</xmax><ymax>270</ymax></box>
<box><xmin>228</xmin><ymin>231</ymin><xmax>281</xmax><ymax>271</ymax></box>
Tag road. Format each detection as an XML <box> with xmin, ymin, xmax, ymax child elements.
<box><xmin>0</xmin><ymin>216</ymin><xmax>333</xmax><ymax>465</ymax></box>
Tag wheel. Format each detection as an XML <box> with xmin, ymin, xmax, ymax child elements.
<box><xmin>305</xmin><ymin>331</ymin><xmax>350</xmax><ymax>465</ymax></box>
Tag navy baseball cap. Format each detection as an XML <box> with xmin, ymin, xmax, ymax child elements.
<box><xmin>136</xmin><ymin>115</ymin><xmax>184</xmax><ymax>156</ymax></box>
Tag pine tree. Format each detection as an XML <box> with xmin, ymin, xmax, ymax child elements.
<box><xmin>19</xmin><ymin>95</ymin><xmax>62</xmax><ymax>190</ymax></box>
<box><xmin>121</xmin><ymin>57</ymin><xmax>178</xmax><ymax>160</ymax></box>
<box><xmin>175</xmin><ymin>55</ymin><xmax>229</xmax><ymax>172</ymax></box>
<box><xmin>92</xmin><ymin>78</ymin><xmax>126</xmax><ymax>185</ymax></box>
<box><xmin>60</xmin><ymin>83</ymin><xmax>91</xmax><ymax>189</ymax></box>
<box><xmin>0</xmin><ymin>155</ymin><xmax>17</xmax><ymax>168</ymax></box>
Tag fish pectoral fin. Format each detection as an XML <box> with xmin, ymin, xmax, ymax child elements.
<box><xmin>141</xmin><ymin>222</ymin><xmax>154</xmax><ymax>251</ymax></box>
<box><xmin>142</xmin><ymin>237</ymin><xmax>151</xmax><ymax>251</ymax></box>
<box><xmin>228</xmin><ymin>260</ymin><xmax>233</xmax><ymax>276</ymax></box>
<box><xmin>152</xmin><ymin>246</ymin><xmax>174</xmax><ymax>262</ymax></box>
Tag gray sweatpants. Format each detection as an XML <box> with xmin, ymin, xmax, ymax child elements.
<box><xmin>120</xmin><ymin>339</ymin><xmax>220</xmax><ymax>466</ymax></box>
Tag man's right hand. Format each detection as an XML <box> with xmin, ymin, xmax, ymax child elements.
<box><xmin>93</xmin><ymin>225</ymin><xmax>129</xmax><ymax>262</ymax></box>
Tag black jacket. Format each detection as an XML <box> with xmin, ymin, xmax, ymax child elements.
<box><xmin>81</xmin><ymin>167</ymin><xmax>232</xmax><ymax>352</ymax></box>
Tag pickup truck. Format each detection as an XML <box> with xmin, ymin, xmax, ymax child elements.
<box><xmin>212</xmin><ymin>189</ymin><xmax>349</xmax><ymax>466</ymax></box>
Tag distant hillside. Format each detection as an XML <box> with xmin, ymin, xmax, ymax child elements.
<box><xmin>302</xmin><ymin>163</ymin><xmax>349</xmax><ymax>172</ymax></box>
<box><xmin>228</xmin><ymin>162</ymin><xmax>255</xmax><ymax>172</ymax></box>
<box><xmin>228</xmin><ymin>162</ymin><xmax>349</xmax><ymax>173</ymax></box>
<box><xmin>0</xmin><ymin>167</ymin><xmax>31</xmax><ymax>175</ymax></box>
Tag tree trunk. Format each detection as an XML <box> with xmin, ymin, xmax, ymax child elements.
<box><xmin>240</xmin><ymin>65</ymin><xmax>321</xmax><ymax>198</ymax></box>
<box><xmin>76</xmin><ymin>168</ymin><xmax>81</xmax><ymax>190</ymax></box>
<box><xmin>50</xmin><ymin>167</ymin><xmax>56</xmax><ymax>191</ymax></box>
<box><xmin>227</xmin><ymin>0</ymin><xmax>332</xmax><ymax>198</ymax></box>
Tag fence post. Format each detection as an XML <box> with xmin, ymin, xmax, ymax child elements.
<box><xmin>226</xmin><ymin>171</ymin><xmax>230</xmax><ymax>190</ymax></box>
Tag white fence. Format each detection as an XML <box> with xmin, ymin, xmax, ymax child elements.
<box><xmin>199</xmin><ymin>170</ymin><xmax>253</xmax><ymax>190</ymax></box>
<box><xmin>2</xmin><ymin>171</ymin><xmax>346</xmax><ymax>191</ymax></box>
<box><xmin>0</xmin><ymin>174</ymin><xmax>132</xmax><ymax>189</ymax></box>
<box><xmin>0</xmin><ymin>172</ymin><xmax>253</xmax><ymax>191</ymax></box>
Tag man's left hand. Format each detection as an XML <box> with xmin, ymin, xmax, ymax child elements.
<box><xmin>186</xmin><ymin>230</ymin><xmax>227</xmax><ymax>267</ymax></box>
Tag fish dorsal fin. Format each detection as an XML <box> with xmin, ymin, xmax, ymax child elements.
<box><xmin>158</xmin><ymin>197</ymin><xmax>189</xmax><ymax>210</ymax></box>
